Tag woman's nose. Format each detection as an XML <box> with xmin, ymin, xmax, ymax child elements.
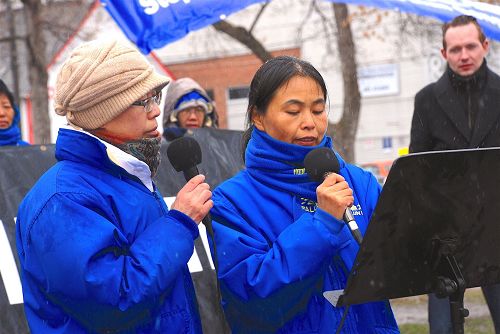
<box><xmin>149</xmin><ymin>103</ymin><xmax>161</xmax><ymax>119</ymax></box>
<box><xmin>187</xmin><ymin>112</ymin><xmax>198</xmax><ymax>120</ymax></box>
<box><xmin>301</xmin><ymin>110</ymin><xmax>316</xmax><ymax>129</ymax></box>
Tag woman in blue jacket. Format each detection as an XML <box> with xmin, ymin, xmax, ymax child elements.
<box><xmin>16</xmin><ymin>40</ymin><xmax>212</xmax><ymax>333</ymax></box>
<box><xmin>210</xmin><ymin>56</ymin><xmax>399</xmax><ymax>333</ymax></box>
<box><xmin>0</xmin><ymin>79</ymin><xmax>29</xmax><ymax>146</ymax></box>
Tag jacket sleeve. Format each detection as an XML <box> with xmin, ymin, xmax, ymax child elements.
<box><xmin>210</xmin><ymin>192</ymin><xmax>353</xmax><ymax>330</ymax></box>
<box><xmin>409</xmin><ymin>88</ymin><xmax>433</xmax><ymax>153</ymax></box>
<box><xmin>21</xmin><ymin>192</ymin><xmax>198</xmax><ymax>332</ymax></box>
<box><xmin>326</xmin><ymin>167</ymin><xmax>382</xmax><ymax>273</ymax></box>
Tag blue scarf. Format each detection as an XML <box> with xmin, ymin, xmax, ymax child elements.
<box><xmin>0</xmin><ymin>105</ymin><xmax>23</xmax><ymax>146</ymax></box>
<box><xmin>245</xmin><ymin>128</ymin><xmax>334</xmax><ymax>200</ymax></box>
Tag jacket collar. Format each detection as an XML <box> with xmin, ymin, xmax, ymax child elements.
<box><xmin>447</xmin><ymin>60</ymin><xmax>487</xmax><ymax>92</ymax></box>
<box><xmin>245</xmin><ymin>128</ymin><xmax>343</xmax><ymax>200</ymax></box>
<box><xmin>470</xmin><ymin>68</ymin><xmax>500</xmax><ymax>147</ymax></box>
<box><xmin>55</xmin><ymin>127</ymin><xmax>154</xmax><ymax>191</ymax></box>
<box><xmin>434</xmin><ymin>62</ymin><xmax>500</xmax><ymax>147</ymax></box>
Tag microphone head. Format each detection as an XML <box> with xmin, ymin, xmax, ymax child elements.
<box><xmin>304</xmin><ymin>147</ymin><xmax>340</xmax><ymax>182</ymax></box>
<box><xmin>166</xmin><ymin>136</ymin><xmax>202</xmax><ymax>172</ymax></box>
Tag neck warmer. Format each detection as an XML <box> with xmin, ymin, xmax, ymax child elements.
<box><xmin>447</xmin><ymin>60</ymin><xmax>488</xmax><ymax>130</ymax></box>
<box><xmin>0</xmin><ymin>105</ymin><xmax>22</xmax><ymax>146</ymax></box>
<box><xmin>245</xmin><ymin>128</ymin><xmax>333</xmax><ymax>200</ymax></box>
<box><xmin>115</xmin><ymin>137</ymin><xmax>162</xmax><ymax>177</ymax></box>
<box><xmin>447</xmin><ymin>59</ymin><xmax>487</xmax><ymax>91</ymax></box>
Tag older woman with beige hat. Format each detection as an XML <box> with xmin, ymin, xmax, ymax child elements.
<box><xmin>16</xmin><ymin>39</ymin><xmax>211</xmax><ymax>334</ymax></box>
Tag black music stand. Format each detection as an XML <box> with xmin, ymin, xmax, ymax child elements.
<box><xmin>324</xmin><ymin>147</ymin><xmax>500</xmax><ymax>334</ymax></box>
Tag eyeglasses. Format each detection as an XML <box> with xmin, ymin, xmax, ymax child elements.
<box><xmin>178</xmin><ymin>106</ymin><xmax>206</xmax><ymax>117</ymax></box>
<box><xmin>132</xmin><ymin>91</ymin><xmax>162</xmax><ymax>113</ymax></box>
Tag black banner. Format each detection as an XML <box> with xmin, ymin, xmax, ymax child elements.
<box><xmin>0</xmin><ymin>128</ymin><xmax>243</xmax><ymax>334</ymax></box>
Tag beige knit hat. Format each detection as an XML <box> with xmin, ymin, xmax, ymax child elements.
<box><xmin>54</xmin><ymin>39</ymin><xmax>170</xmax><ymax>129</ymax></box>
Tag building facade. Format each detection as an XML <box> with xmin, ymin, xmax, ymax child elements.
<box><xmin>155</xmin><ymin>0</ymin><xmax>500</xmax><ymax>164</ymax></box>
<box><xmin>7</xmin><ymin>0</ymin><xmax>500</xmax><ymax>163</ymax></box>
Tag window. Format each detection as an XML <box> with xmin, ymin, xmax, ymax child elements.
<box><xmin>205</xmin><ymin>89</ymin><xmax>215</xmax><ymax>101</ymax></box>
<box><xmin>228</xmin><ymin>86</ymin><xmax>250</xmax><ymax>100</ymax></box>
<box><xmin>382</xmin><ymin>136</ymin><xmax>393</xmax><ymax>149</ymax></box>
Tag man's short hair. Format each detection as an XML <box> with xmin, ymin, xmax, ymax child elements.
<box><xmin>442</xmin><ymin>15</ymin><xmax>486</xmax><ymax>50</ymax></box>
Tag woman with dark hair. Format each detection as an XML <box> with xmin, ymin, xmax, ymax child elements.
<box><xmin>0</xmin><ymin>79</ymin><xmax>29</xmax><ymax>146</ymax></box>
<box><xmin>210</xmin><ymin>56</ymin><xmax>399</xmax><ymax>333</ymax></box>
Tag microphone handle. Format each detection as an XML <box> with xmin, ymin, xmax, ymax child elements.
<box><xmin>181</xmin><ymin>167</ymin><xmax>215</xmax><ymax>238</ymax></box>
<box><xmin>183</xmin><ymin>167</ymin><xmax>199</xmax><ymax>182</ymax></box>
<box><xmin>343</xmin><ymin>209</ymin><xmax>363</xmax><ymax>245</ymax></box>
<box><xmin>202</xmin><ymin>214</ymin><xmax>215</xmax><ymax>239</ymax></box>
<box><xmin>179</xmin><ymin>164</ymin><xmax>223</xmax><ymax>308</ymax></box>
<box><xmin>321</xmin><ymin>172</ymin><xmax>363</xmax><ymax>246</ymax></box>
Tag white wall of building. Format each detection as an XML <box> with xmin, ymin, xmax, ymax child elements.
<box><xmin>155</xmin><ymin>0</ymin><xmax>500</xmax><ymax>164</ymax></box>
<box><xmin>45</xmin><ymin>1</ymin><xmax>500</xmax><ymax>164</ymax></box>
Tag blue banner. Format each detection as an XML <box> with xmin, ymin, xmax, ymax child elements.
<box><xmin>327</xmin><ymin>0</ymin><xmax>500</xmax><ymax>42</ymax></box>
<box><xmin>102</xmin><ymin>0</ymin><xmax>500</xmax><ymax>54</ymax></box>
<box><xmin>101</xmin><ymin>0</ymin><xmax>267</xmax><ymax>54</ymax></box>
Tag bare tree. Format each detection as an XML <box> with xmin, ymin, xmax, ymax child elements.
<box><xmin>328</xmin><ymin>3</ymin><xmax>360</xmax><ymax>163</ymax></box>
<box><xmin>213</xmin><ymin>1</ymin><xmax>361</xmax><ymax>162</ymax></box>
<box><xmin>0</xmin><ymin>0</ymin><xmax>95</xmax><ymax>144</ymax></box>
<box><xmin>3</xmin><ymin>0</ymin><xmax>21</xmax><ymax>104</ymax></box>
<box><xmin>21</xmin><ymin>0</ymin><xmax>50</xmax><ymax>144</ymax></box>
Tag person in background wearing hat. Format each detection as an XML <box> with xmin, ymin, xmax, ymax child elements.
<box><xmin>162</xmin><ymin>77</ymin><xmax>218</xmax><ymax>141</ymax></box>
<box><xmin>15</xmin><ymin>39</ymin><xmax>211</xmax><ymax>334</ymax></box>
<box><xmin>0</xmin><ymin>79</ymin><xmax>29</xmax><ymax>146</ymax></box>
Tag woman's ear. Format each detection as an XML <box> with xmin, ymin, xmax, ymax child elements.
<box><xmin>251</xmin><ymin>107</ymin><xmax>265</xmax><ymax>131</ymax></box>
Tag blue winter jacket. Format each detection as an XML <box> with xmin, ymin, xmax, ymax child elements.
<box><xmin>210</xmin><ymin>129</ymin><xmax>399</xmax><ymax>334</ymax></box>
<box><xmin>16</xmin><ymin>128</ymin><xmax>202</xmax><ymax>333</ymax></box>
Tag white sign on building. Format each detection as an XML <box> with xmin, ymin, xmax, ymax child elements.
<box><xmin>358</xmin><ymin>63</ymin><xmax>400</xmax><ymax>98</ymax></box>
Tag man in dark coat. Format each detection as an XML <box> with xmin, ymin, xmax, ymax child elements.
<box><xmin>410</xmin><ymin>15</ymin><xmax>500</xmax><ymax>333</ymax></box>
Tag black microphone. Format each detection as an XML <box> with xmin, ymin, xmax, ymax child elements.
<box><xmin>167</xmin><ymin>136</ymin><xmax>224</xmax><ymax>305</ymax></box>
<box><xmin>167</xmin><ymin>136</ymin><xmax>202</xmax><ymax>181</ymax></box>
<box><xmin>166</xmin><ymin>136</ymin><xmax>214</xmax><ymax>239</ymax></box>
<box><xmin>304</xmin><ymin>148</ymin><xmax>363</xmax><ymax>245</ymax></box>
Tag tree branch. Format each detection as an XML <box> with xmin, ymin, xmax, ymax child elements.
<box><xmin>296</xmin><ymin>0</ymin><xmax>316</xmax><ymax>42</ymax></box>
<box><xmin>212</xmin><ymin>20</ymin><xmax>273</xmax><ymax>63</ymax></box>
<box><xmin>313</xmin><ymin>0</ymin><xmax>336</xmax><ymax>35</ymax></box>
<box><xmin>0</xmin><ymin>36</ymin><xmax>27</xmax><ymax>43</ymax></box>
<box><xmin>249</xmin><ymin>3</ymin><xmax>269</xmax><ymax>34</ymax></box>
